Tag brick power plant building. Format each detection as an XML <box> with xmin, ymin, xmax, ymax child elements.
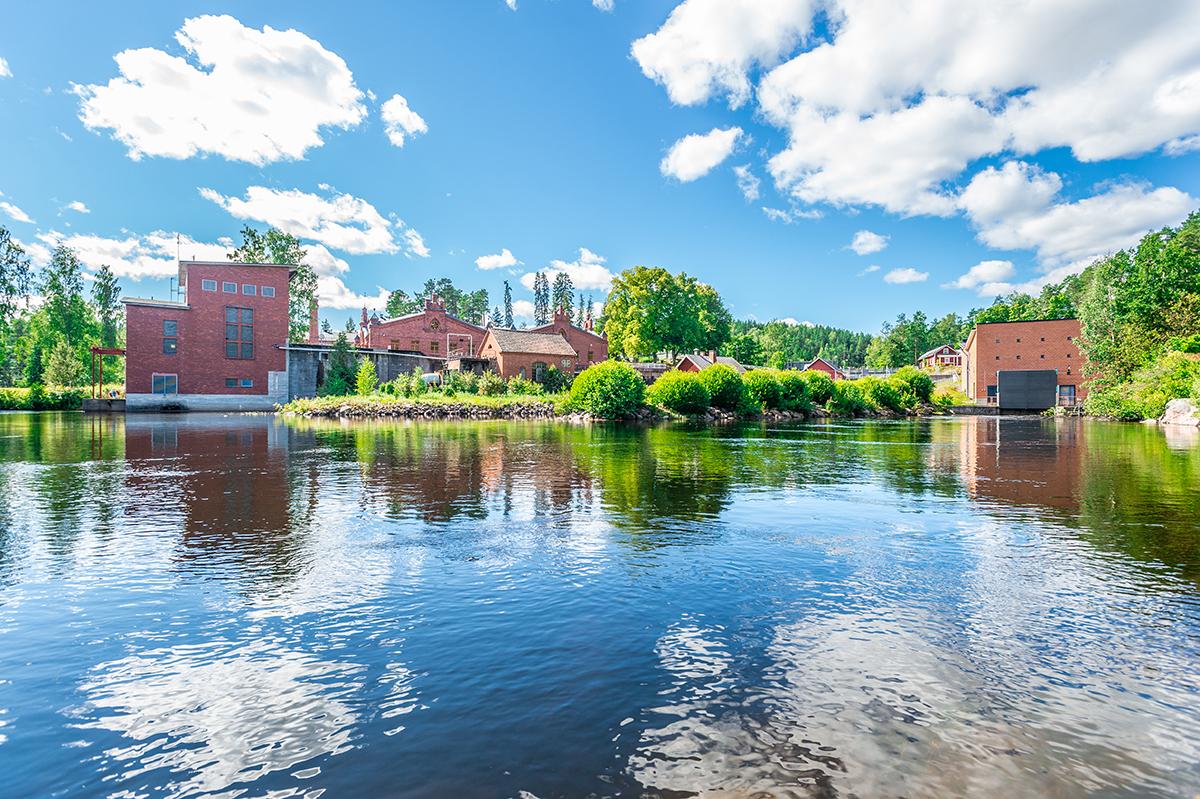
<box><xmin>961</xmin><ymin>318</ymin><xmax>1087</xmax><ymax>408</ymax></box>
<box><xmin>123</xmin><ymin>260</ymin><xmax>610</xmax><ymax>411</ymax></box>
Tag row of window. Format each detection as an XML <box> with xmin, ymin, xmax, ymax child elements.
<box><xmin>149</xmin><ymin>374</ymin><xmax>253</xmax><ymax>394</ymax></box>
<box><xmin>159</xmin><ymin>308</ymin><xmax>255</xmax><ymax>359</ymax></box>
<box><xmin>994</xmin><ymin>335</ymin><xmax>1072</xmax><ymax>343</ymax></box>
<box><xmin>200</xmin><ymin>279</ymin><xmax>276</xmax><ymax>298</ymax></box>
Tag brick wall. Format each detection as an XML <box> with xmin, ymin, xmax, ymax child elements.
<box><xmin>530</xmin><ymin>311</ymin><xmax>608</xmax><ymax>369</ymax></box>
<box><xmin>964</xmin><ymin>319</ymin><xmax>1087</xmax><ymax>403</ymax></box>
<box><xmin>125</xmin><ymin>262</ymin><xmax>290</xmax><ymax>396</ymax></box>
<box><xmin>496</xmin><ymin>351</ymin><xmax>577</xmax><ymax>380</ymax></box>
<box><xmin>365</xmin><ymin>305</ymin><xmax>485</xmax><ymax>358</ymax></box>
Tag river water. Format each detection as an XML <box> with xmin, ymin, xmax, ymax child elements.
<box><xmin>0</xmin><ymin>412</ymin><xmax>1198</xmax><ymax>798</ymax></box>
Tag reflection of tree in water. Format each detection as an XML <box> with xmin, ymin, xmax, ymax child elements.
<box><xmin>0</xmin><ymin>413</ymin><xmax>126</xmax><ymax>577</ymax></box>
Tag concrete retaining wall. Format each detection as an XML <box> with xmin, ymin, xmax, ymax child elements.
<box><xmin>127</xmin><ymin>393</ymin><xmax>279</xmax><ymax>412</ymax></box>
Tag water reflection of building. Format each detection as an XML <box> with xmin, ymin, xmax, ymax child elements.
<box><xmin>123</xmin><ymin>415</ymin><xmax>318</xmax><ymax>584</ymax></box>
<box><xmin>951</xmin><ymin>416</ymin><xmax>1083</xmax><ymax>511</ymax></box>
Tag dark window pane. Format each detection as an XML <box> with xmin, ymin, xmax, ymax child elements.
<box><xmin>163</xmin><ymin>320</ymin><xmax>177</xmax><ymax>336</ymax></box>
<box><xmin>226</xmin><ymin>378</ymin><xmax>237</xmax><ymax>387</ymax></box>
<box><xmin>240</xmin><ymin>378</ymin><xmax>253</xmax><ymax>388</ymax></box>
<box><xmin>226</xmin><ymin>307</ymin><xmax>238</xmax><ymax>323</ymax></box>
<box><xmin>226</xmin><ymin>324</ymin><xmax>239</xmax><ymax>340</ymax></box>
<box><xmin>241</xmin><ymin>326</ymin><xmax>253</xmax><ymax>341</ymax></box>
<box><xmin>226</xmin><ymin>342</ymin><xmax>239</xmax><ymax>358</ymax></box>
<box><xmin>241</xmin><ymin>308</ymin><xmax>254</xmax><ymax>324</ymax></box>
<box><xmin>163</xmin><ymin>338</ymin><xmax>177</xmax><ymax>354</ymax></box>
<box><xmin>241</xmin><ymin>343</ymin><xmax>254</xmax><ymax>359</ymax></box>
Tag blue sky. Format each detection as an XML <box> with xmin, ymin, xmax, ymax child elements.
<box><xmin>1</xmin><ymin>0</ymin><xmax>1198</xmax><ymax>333</ymax></box>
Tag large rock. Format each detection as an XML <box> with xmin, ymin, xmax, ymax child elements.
<box><xmin>1159</xmin><ymin>398</ymin><xmax>1200</xmax><ymax>426</ymax></box>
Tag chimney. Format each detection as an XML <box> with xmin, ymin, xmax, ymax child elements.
<box><xmin>708</xmin><ymin>350</ymin><xmax>717</xmax><ymax>363</ymax></box>
<box><xmin>308</xmin><ymin>299</ymin><xmax>319</xmax><ymax>343</ymax></box>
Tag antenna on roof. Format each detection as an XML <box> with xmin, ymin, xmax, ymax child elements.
<box><xmin>176</xmin><ymin>233</ymin><xmax>180</xmax><ymax>263</ymax></box>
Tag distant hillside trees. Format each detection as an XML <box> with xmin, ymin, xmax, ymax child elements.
<box><xmin>730</xmin><ymin>319</ymin><xmax>873</xmax><ymax>368</ymax></box>
<box><xmin>386</xmin><ymin>277</ymin><xmax>489</xmax><ymax>324</ymax></box>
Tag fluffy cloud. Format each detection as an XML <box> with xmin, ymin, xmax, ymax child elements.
<box><xmin>317</xmin><ymin>275</ymin><xmax>389</xmax><ymax>311</ymax></box>
<box><xmin>593</xmin><ymin>0</ymin><xmax>615</xmax><ymax>10</ymax></box>
<box><xmin>943</xmin><ymin>259</ymin><xmax>1015</xmax><ymax>296</ymax></box>
<box><xmin>733</xmin><ymin>164</ymin><xmax>760</xmax><ymax>201</ymax></box>
<box><xmin>303</xmin><ymin>243</ymin><xmax>350</xmax><ymax>276</ymax></box>
<box><xmin>0</xmin><ymin>57</ymin><xmax>11</xmax><ymax>78</ymax></box>
<box><xmin>0</xmin><ymin>201</ymin><xmax>32</xmax><ymax>224</ymax></box>
<box><xmin>511</xmin><ymin>299</ymin><xmax>535</xmax><ymax>320</ymax></box>
<box><xmin>506</xmin><ymin>0</ymin><xmax>517</xmax><ymax>9</ymax></box>
<box><xmin>849</xmin><ymin>229</ymin><xmax>888</xmax><ymax>255</ymax></box>
<box><xmin>778</xmin><ymin>317</ymin><xmax>814</xmax><ymax>326</ymax></box>
<box><xmin>380</xmin><ymin>94</ymin><xmax>427</xmax><ymax>147</ymax></box>
<box><xmin>74</xmin><ymin>15</ymin><xmax>366</xmax><ymax>164</ymax></box>
<box><xmin>857</xmin><ymin>264</ymin><xmax>881</xmax><ymax>276</ymax></box>
<box><xmin>475</xmin><ymin>248</ymin><xmax>519</xmax><ymax>270</ymax></box>
<box><xmin>35</xmin><ymin>230</ymin><xmax>229</xmax><ymax>279</ymax></box>
<box><xmin>520</xmin><ymin>247</ymin><xmax>614</xmax><ymax>292</ymax></box>
<box><xmin>639</xmin><ymin>1</ymin><xmax>1200</xmax><ymax>217</ymax></box>
<box><xmin>960</xmin><ymin>160</ymin><xmax>1196</xmax><ymax>273</ymax></box>
<box><xmin>201</xmin><ymin>185</ymin><xmax>427</xmax><ymax>257</ymax></box>
<box><xmin>14</xmin><ymin>238</ymin><xmax>51</xmax><ymax>268</ymax></box>
<box><xmin>882</xmin><ymin>267</ymin><xmax>928</xmax><ymax>284</ymax></box>
<box><xmin>632</xmin><ymin>0</ymin><xmax>816</xmax><ymax>107</ymax></box>
<box><xmin>761</xmin><ymin>205</ymin><xmax>821</xmax><ymax>224</ymax></box>
<box><xmin>65</xmin><ymin>200</ymin><xmax>91</xmax><ymax>214</ymax></box>
<box><xmin>661</xmin><ymin>127</ymin><xmax>743</xmax><ymax>182</ymax></box>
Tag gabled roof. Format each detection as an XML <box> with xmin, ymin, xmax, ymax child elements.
<box><xmin>486</xmin><ymin>329</ymin><xmax>577</xmax><ymax>356</ymax></box>
<box><xmin>676</xmin><ymin>353</ymin><xmax>746</xmax><ymax>373</ymax></box>
<box><xmin>918</xmin><ymin>344</ymin><xmax>961</xmax><ymax>361</ymax></box>
<box><xmin>529</xmin><ymin>319</ymin><xmax>606</xmax><ymax>342</ymax></box>
<box><xmin>370</xmin><ymin>307</ymin><xmax>485</xmax><ymax>333</ymax></box>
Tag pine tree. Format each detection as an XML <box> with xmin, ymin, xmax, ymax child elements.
<box><xmin>503</xmin><ymin>280</ymin><xmax>514</xmax><ymax>328</ymax></box>
<box><xmin>576</xmin><ymin>294</ymin><xmax>586</xmax><ymax>327</ymax></box>
<box><xmin>45</xmin><ymin>338</ymin><xmax>81</xmax><ymax>386</ymax></box>
<box><xmin>491</xmin><ymin>306</ymin><xmax>501</xmax><ymax>327</ymax></box>
<box><xmin>552</xmin><ymin>272</ymin><xmax>574</xmax><ymax>316</ymax></box>
<box><xmin>322</xmin><ymin>331</ymin><xmax>356</xmax><ymax>395</ymax></box>
<box><xmin>533</xmin><ymin>272</ymin><xmax>549</xmax><ymax>325</ymax></box>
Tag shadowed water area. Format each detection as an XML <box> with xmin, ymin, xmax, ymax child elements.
<box><xmin>0</xmin><ymin>412</ymin><xmax>1198</xmax><ymax>798</ymax></box>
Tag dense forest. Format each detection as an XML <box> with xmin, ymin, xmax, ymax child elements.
<box><xmin>726</xmin><ymin>319</ymin><xmax>873</xmax><ymax>368</ymax></box>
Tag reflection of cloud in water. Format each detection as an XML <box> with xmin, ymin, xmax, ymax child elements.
<box><xmin>75</xmin><ymin>639</ymin><xmax>361</xmax><ymax>799</ymax></box>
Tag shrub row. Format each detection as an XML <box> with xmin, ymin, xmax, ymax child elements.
<box><xmin>0</xmin><ymin>386</ymin><xmax>89</xmax><ymax>410</ymax></box>
<box><xmin>1084</xmin><ymin>350</ymin><xmax>1200</xmax><ymax>420</ymax></box>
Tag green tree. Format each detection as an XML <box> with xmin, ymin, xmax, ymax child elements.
<box><xmin>227</xmin><ymin>225</ymin><xmax>315</xmax><ymax>343</ymax></box>
<box><xmin>693</xmin><ymin>281</ymin><xmax>732</xmax><ymax>352</ymax></box>
<box><xmin>0</xmin><ymin>227</ymin><xmax>33</xmax><ymax>384</ymax></box>
<box><xmin>321</xmin><ymin>331</ymin><xmax>356</xmax><ymax>395</ymax></box>
<box><xmin>600</xmin><ymin>266</ymin><xmax>725</xmax><ymax>360</ymax></box>
<box><xmin>90</xmin><ymin>265</ymin><xmax>123</xmax><ymax>382</ymax></box>
<box><xmin>503</xmin><ymin>280</ymin><xmax>514</xmax><ymax>328</ymax></box>
<box><xmin>386</xmin><ymin>278</ymin><xmax>488</xmax><ymax>323</ymax></box>
<box><xmin>551</xmin><ymin>272</ymin><xmax>574</xmax><ymax>315</ymax></box>
<box><xmin>576</xmin><ymin>294</ymin><xmax>586</xmax><ymax>327</ymax></box>
<box><xmin>355</xmin><ymin>356</ymin><xmax>378</xmax><ymax>395</ymax></box>
<box><xmin>533</xmin><ymin>272</ymin><xmax>550</xmax><ymax>325</ymax></box>
<box><xmin>45</xmin><ymin>338</ymin><xmax>82</xmax><ymax>386</ymax></box>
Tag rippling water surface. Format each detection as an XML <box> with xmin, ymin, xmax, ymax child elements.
<box><xmin>1</xmin><ymin>412</ymin><xmax>1198</xmax><ymax>798</ymax></box>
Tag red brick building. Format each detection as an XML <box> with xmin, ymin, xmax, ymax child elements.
<box><xmin>962</xmin><ymin>318</ymin><xmax>1087</xmax><ymax>406</ymax></box>
<box><xmin>123</xmin><ymin>260</ymin><xmax>292</xmax><ymax>411</ymax></box>
<box><xmin>528</xmin><ymin>308</ymin><xmax>608</xmax><ymax>370</ymax></box>
<box><xmin>357</xmin><ymin>295</ymin><xmax>486</xmax><ymax>358</ymax></box>
<box><xmin>476</xmin><ymin>329</ymin><xmax>578</xmax><ymax>380</ymax></box>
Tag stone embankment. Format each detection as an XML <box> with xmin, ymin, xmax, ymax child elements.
<box><xmin>1158</xmin><ymin>398</ymin><xmax>1200</xmax><ymax>427</ymax></box>
<box><xmin>284</xmin><ymin>400</ymin><xmax>558</xmax><ymax>420</ymax></box>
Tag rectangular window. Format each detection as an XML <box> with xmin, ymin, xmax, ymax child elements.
<box><xmin>163</xmin><ymin>338</ymin><xmax>177</xmax><ymax>355</ymax></box>
<box><xmin>430</xmin><ymin>341</ymin><xmax>438</xmax><ymax>353</ymax></box>
<box><xmin>225</xmin><ymin>378</ymin><xmax>238</xmax><ymax>388</ymax></box>
<box><xmin>222</xmin><ymin>281</ymin><xmax>237</xmax><ymax>293</ymax></box>
<box><xmin>1058</xmin><ymin>385</ymin><xmax>1076</xmax><ymax>406</ymax></box>
<box><xmin>240</xmin><ymin>378</ymin><xmax>253</xmax><ymax>388</ymax></box>
<box><xmin>242</xmin><ymin>284</ymin><xmax>257</xmax><ymax>296</ymax></box>
<box><xmin>163</xmin><ymin>320</ymin><xmax>177</xmax><ymax>336</ymax></box>
<box><xmin>986</xmin><ymin>384</ymin><xmax>997</xmax><ymax>404</ymax></box>
<box><xmin>411</xmin><ymin>339</ymin><xmax>419</xmax><ymax>351</ymax></box>
<box><xmin>151</xmin><ymin>373</ymin><xmax>178</xmax><ymax>395</ymax></box>
<box><xmin>261</xmin><ymin>285</ymin><xmax>275</xmax><ymax>298</ymax></box>
<box><xmin>162</xmin><ymin>319</ymin><xmax>178</xmax><ymax>354</ymax></box>
<box><xmin>201</xmin><ymin>279</ymin><xmax>217</xmax><ymax>292</ymax></box>
<box><xmin>225</xmin><ymin>306</ymin><xmax>253</xmax><ymax>359</ymax></box>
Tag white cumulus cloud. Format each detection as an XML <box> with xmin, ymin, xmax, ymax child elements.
<box><xmin>380</xmin><ymin>94</ymin><xmax>427</xmax><ymax>147</ymax></box>
<box><xmin>661</xmin><ymin>127</ymin><xmax>743</xmax><ymax>182</ymax></box>
<box><xmin>0</xmin><ymin>57</ymin><xmax>11</xmax><ymax>78</ymax></box>
<box><xmin>317</xmin><ymin>275</ymin><xmax>389</xmax><ymax>311</ymax></box>
<box><xmin>593</xmin><ymin>0</ymin><xmax>615</xmax><ymax>10</ymax></box>
<box><xmin>849</xmin><ymin>229</ymin><xmax>888</xmax><ymax>255</ymax></box>
<box><xmin>200</xmin><ymin>185</ymin><xmax>426</xmax><ymax>257</ymax></box>
<box><xmin>520</xmin><ymin>247</ymin><xmax>614</xmax><ymax>292</ymax></box>
<box><xmin>36</xmin><ymin>230</ymin><xmax>228</xmax><ymax>280</ymax></box>
<box><xmin>882</xmin><ymin>267</ymin><xmax>928</xmax><ymax>284</ymax></box>
<box><xmin>476</xmin><ymin>248</ymin><xmax>520</xmax><ymax>270</ymax></box>
<box><xmin>943</xmin><ymin>259</ymin><xmax>1016</xmax><ymax>295</ymax></box>
<box><xmin>65</xmin><ymin>200</ymin><xmax>91</xmax><ymax>214</ymax></box>
<box><xmin>632</xmin><ymin>0</ymin><xmax>817</xmax><ymax>108</ymax></box>
<box><xmin>511</xmin><ymin>299</ymin><xmax>535</xmax><ymax>320</ymax></box>
<box><xmin>74</xmin><ymin>15</ymin><xmax>366</xmax><ymax>164</ymax></box>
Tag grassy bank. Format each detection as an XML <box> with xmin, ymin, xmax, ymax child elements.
<box><xmin>0</xmin><ymin>385</ymin><xmax>124</xmax><ymax>411</ymax></box>
<box><xmin>280</xmin><ymin>392</ymin><xmax>564</xmax><ymax>419</ymax></box>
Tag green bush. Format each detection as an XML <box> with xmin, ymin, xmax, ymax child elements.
<box><xmin>799</xmin><ymin>370</ymin><xmax>835</xmax><ymax>404</ymax></box>
<box><xmin>775</xmin><ymin>370</ymin><xmax>812</xmax><ymax>413</ymax></box>
<box><xmin>540</xmin><ymin>365</ymin><xmax>573</xmax><ymax>393</ymax></box>
<box><xmin>892</xmin><ymin>366</ymin><xmax>935</xmax><ymax>403</ymax></box>
<box><xmin>743</xmin><ymin>369</ymin><xmax>782</xmax><ymax>410</ymax></box>
<box><xmin>828</xmin><ymin>380</ymin><xmax>869</xmax><ymax>415</ymax></box>
<box><xmin>318</xmin><ymin>375</ymin><xmax>351</xmax><ymax>397</ymax></box>
<box><xmin>567</xmin><ymin>361</ymin><xmax>646</xmax><ymax>418</ymax></box>
<box><xmin>1169</xmin><ymin>333</ymin><xmax>1200</xmax><ymax>353</ymax></box>
<box><xmin>0</xmin><ymin>385</ymin><xmax>86</xmax><ymax>410</ymax></box>
<box><xmin>477</xmin><ymin>370</ymin><xmax>507</xmax><ymax>396</ymax></box>
<box><xmin>1085</xmin><ymin>351</ymin><xmax>1200</xmax><ymax>420</ymax></box>
<box><xmin>646</xmin><ymin>370</ymin><xmax>710</xmax><ymax>413</ymax></box>
<box><xmin>507</xmin><ymin>375</ymin><xmax>544</xmax><ymax>396</ymax></box>
<box><xmin>860</xmin><ymin>376</ymin><xmax>909</xmax><ymax>412</ymax></box>
<box><xmin>442</xmin><ymin>370</ymin><xmax>478</xmax><ymax>395</ymax></box>
<box><xmin>932</xmin><ymin>385</ymin><xmax>971</xmax><ymax>409</ymax></box>
<box><xmin>699</xmin><ymin>364</ymin><xmax>746</xmax><ymax>410</ymax></box>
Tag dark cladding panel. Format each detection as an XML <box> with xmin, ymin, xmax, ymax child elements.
<box><xmin>998</xmin><ymin>369</ymin><xmax>1058</xmax><ymax>410</ymax></box>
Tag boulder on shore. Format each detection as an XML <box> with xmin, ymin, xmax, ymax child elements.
<box><xmin>1159</xmin><ymin>398</ymin><xmax>1200</xmax><ymax>427</ymax></box>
